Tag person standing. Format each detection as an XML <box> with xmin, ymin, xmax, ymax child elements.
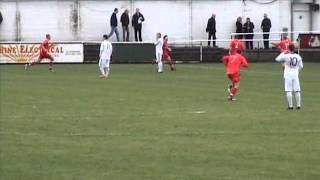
<box><xmin>120</xmin><ymin>9</ymin><xmax>130</xmax><ymax>42</ymax></box>
<box><xmin>275</xmin><ymin>44</ymin><xmax>303</xmax><ymax>110</ymax></box>
<box><xmin>206</xmin><ymin>13</ymin><xmax>216</xmax><ymax>47</ymax></box>
<box><xmin>108</xmin><ymin>8</ymin><xmax>120</xmax><ymax>42</ymax></box>
<box><xmin>154</xmin><ymin>33</ymin><xmax>163</xmax><ymax>73</ymax></box>
<box><xmin>0</xmin><ymin>11</ymin><xmax>3</xmax><ymax>24</ymax></box>
<box><xmin>243</xmin><ymin>17</ymin><xmax>254</xmax><ymax>49</ymax></box>
<box><xmin>261</xmin><ymin>13</ymin><xmax>272</xmax><ymax>49</ymax></box>
<box><xmin>235</xmin><ymin>17</ymin><xmax>243</xmax><ymax>39</ymax></box>
<box><xmin>272</xmin><ymin>35</ymin><xmax>293</xmax><ymax>61</ymax></box>
<box><xmin>132</xmin><ymin>8</ymin><xmax>145</xmax><ymax>42</ymax></box>
<box><xmin>99</xmin><ymin>34</ymin><xmax>113</xmax><ymax>78</ymax></box>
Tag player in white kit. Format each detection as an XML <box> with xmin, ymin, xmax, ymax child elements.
<box><xmin>99</xmin><ymin>34</ymin><xmax>113</xmax><ymax>78</ymax></box>
<box><xmin>154</xmin><ymin>33</ymin><xmax>163</xmax><ymax>73</ymax></box>
<box><xmin>275</xmin><ymin>44</ymin><xmax>303</xmax><ymax>110</ymax></box>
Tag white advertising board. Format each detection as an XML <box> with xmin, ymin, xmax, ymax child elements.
<box><xmin>0</xmin><ymin>43</ymin><xmax>83</xmax><ymax>64</ymax></box>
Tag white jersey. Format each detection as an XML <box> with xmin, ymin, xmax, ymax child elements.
<box><xmin>276</xmin><ymin>53</ymin><xmax>303</xmax><ymax>79</ymax></box>
<box><xmin>100</xmin><ymin>40</ymin><xmax>112</xmax><ymax>60</ymax></box>
<box><xmin>155</xmin><ymin>38</ymin><xmax>163</xmax><ymax>54</ymax></box>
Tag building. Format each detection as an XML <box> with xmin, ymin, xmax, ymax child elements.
<box><xmin>0</xmin><ymin>0</ymin><xmax>319</xmax><ymax>47</ymax></box>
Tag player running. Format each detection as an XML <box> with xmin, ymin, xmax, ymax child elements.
<box><xmin>25</xmin><ymin>34</ymin><xmax>54</xmax><ymax>71</ymax></box>
<box><xmin>222</xmin><ymin>48</ymin><xmax>249</xmax><ymax>101</ymax></box>
<box><xmin>229</xmin><ymin>38</ymin><xmax>244</xmax><ymax>54</ymax></box>
<box><xmin>99</xmin><ymin>34</ymin><xmax>113</xmax><ymax>78</ymax></box>
<box><xmin>162</xmin><ymin>35</ymin><xmax>176</xmax><ymax>71</ymax></box>
<box><xmin>275</xmin><ymin>44</ymin><xmax>303</xmax><ymax>110</ymax></box>
<box><xmin>154</xmin><ymin>33</ymin><xmax>163</xmax><ymax>73</ymax></box>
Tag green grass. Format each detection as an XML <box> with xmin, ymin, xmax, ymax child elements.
<box><xmin>0</xmin><ymin>63</ymin><xmax>319</xmax><ymax>180</ymax></box>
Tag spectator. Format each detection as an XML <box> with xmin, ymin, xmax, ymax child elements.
<box><xmin>261</xmin><ymin>13</ymin><xmax>272</xmax><ymax>49</ymax></box>
<box><xmin>243</xmin><ymin>17</ymin><xmax>254</xmax><ymax>49</ymax></box>
<box><xmin>132</xmin><ymin>8</ymin><xmax>145</xmax><ymax>42</ymax></box>
<box><xmin>108</xmin><ymin>8</ymin><xmax>120</xmax><ymax>42</ymax></box>
<box><xmin>120</xmin><ymin>9</ymin><xmax>130</xmax><ymax>41</ymax></box>
<box><xmin>235</xmin><ymin>16</ymin><xmax>243</xmax><ymax>39</ymax></box>
<box><xmin>0</xmin><ymin>11</ymin><xmax>3</xmax><ymax>24</ymax></box>
<box><xmin>206</xmin><ymin>13</ymin><xmax>216</xmax><ymax>47</ymax></box>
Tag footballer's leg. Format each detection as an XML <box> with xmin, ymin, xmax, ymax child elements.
<box><xmin>293</xmin><ymin>78</ymin><xmax>301</xmax><ymax>109</ymax></box>
<box><xmin>157</xmin><ymin>53</ymin><xmax>163</xmax><ymax>73</ymax></box>
<box><xmin>227</xmin><ymin>74</ymin><xmax>233</xmax><ymax>96</ymax></box>
<box><xmin>295</xmin><ymin>91</ymin><xmax>301</xmax><ymax>109</ymax></box>
<box><xmin>99</xmin><ymin>58</ymin><xmax>106</xmax><ymax>78</ymax></box>
<box><xmin>228</xmin><ymin>73</ymin><xmax>240</xmax><ymax>101</ymax></box>
<box><xmin>26</xmin><ymin>56</ymin><xmax>42</xmax><ymax>68</ymax></box>
<box><xmin>286</xmin><ymin>91</ymin><xmax>293</xmax><ymax>109</ymax></box>
<box><xmin>25</xmin><ymin>56</ymin><xmax>43</xmax><ymax>70</ymax></box>
<box><xmin>47</xmin><ymin>54</ymin><xmax>54</xmax><ymax>71</ymax></box>
<box><xmin>168</xmin><ymin>57</ymin><xmax>176</xmax><ymax>71</ymax></box>
<box><xmin>104</xmin><ymin>59</ymin><xmax>110</xmax><ymax>78</ymax></box>
<box><xmin>285</xmin><ymin>78</ymin><xmax>294</xmax><ymax>109</ymax></box>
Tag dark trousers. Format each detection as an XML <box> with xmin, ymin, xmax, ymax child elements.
<box><xmin>236</xmin><ymin>35</ymin><xmax>243</xmax><ymax>39</ymax></box>
<box><xmin>245</xmin><ymin>41</ymin><xmax>253</xmax><ymax>49</ymax></box>
<box><xmin>134</xmin><ymin>27</ymin><xmax>142</xmax><ymax>42</ymax></box>
<box><xmin>208</xmin><ymin>32</ymin><xmax>216</xmax><ymax>46</ymax></box>
<box><xmin>245</xmin><ymin>35</ymin><xmax>253</xmax><ymax>49</ymax></box>
<box><xmin>122</xmin><ymin>26</ymin><xmax>129</xmax><ymax>42</ymax></box>
<box><xmin>263</xmin><ymin>31</ymin><xmax>270</xmax><ymax>49</ymax></box>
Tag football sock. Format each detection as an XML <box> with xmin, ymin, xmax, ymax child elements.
<box><xmin>100</xmin><ymin>67</ymin><xmax>105</xmax><ymax>76</ymax></box>
<box><xmin>231</xmin><ymin>87</ymin><xmax>238</xmax><ymax>96</ymax></box>
<box><xmin>286</xmin><ymin>91</ymin><xmax>293</xmax><ymax>107</ymax></box>
<box><xmin>158</xmin><ymin>61</ymin><xmax>163</xmax><ymax>72</ymax></box>
<box><xmin>104</xmin><ymin>67</ymin><xmax>109</xmax><ymax>76</ymax></box>
<box><xmin>295</xmin><ymin>92</ymin><xmax>301</xmax><ymax>107</ymax></box>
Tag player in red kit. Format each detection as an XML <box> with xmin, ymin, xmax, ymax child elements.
<box><xmin>229</xmin><ymin>38</ymin><xmax>244</xmax><ymax>54</ymax></box>
<box><xmin>162</xmin><ymin>35</ymin><xmax>176</xmax><ymax>71</ymax></box>
<box><xmin>25</xmin><ymin>34</ymin><xmax>54</xmax><ymax>71</ymax></box>
<box><xmin>272</xmin><ymin>35</ymin><xmax>294</xmax><ymax>64</ymax></box>
<box><xmin>222</xmin><ymin>51</ymin><xmax>249</xmax><ymax>101</ymax></box>
<box><xmin>272</xmin><ymin>36</ymin><xmax>293</xmax><ymax>53</ymax></box>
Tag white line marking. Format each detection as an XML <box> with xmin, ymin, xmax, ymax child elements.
<box><xmin>1</xmin><ymin>130</ymin><xmax>320</xmax><ymax>137</ymax></box>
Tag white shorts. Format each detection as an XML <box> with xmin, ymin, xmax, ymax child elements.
<box><xmin>99</xmin><ymin>58</ymin><xmax>110</xmax><ymax>68</ymax></box>
<box><xmin>156</xmin><ymin>52</ymin><xmax>163</xmax><ymax>63</ymax></box>
<box><xmin>284</xmin><ymin>77</ymin><xmax>301</xmax><ymax>92</ymax></box>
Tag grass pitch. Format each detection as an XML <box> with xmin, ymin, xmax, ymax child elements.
<box><xmin>0</xmin><ymin>63</ymin><xmax>320</xmax><ymax>180</ymax></box>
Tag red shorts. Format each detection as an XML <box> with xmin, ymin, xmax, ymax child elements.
<box><xmin>227</xmin><ymin>72</ymin><xmax>240</xmax><ymax>84</ymax></box>
<box><xmin>39</xmin><ymin>53</ymin><xmax>52</xmax><ymax>60</ymax></box>
<box><xmin>163</xmin><ymin>53</ymin><xmax>171</xmax><ymax>61</ymax></box>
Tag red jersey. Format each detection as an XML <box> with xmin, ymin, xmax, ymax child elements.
<box><xmin>162</xmin><ymin>40</ymin><xmax>171</xmax><ymax>60</ymax></box>
<box><xmin>223</xmin><ymin>53</ymin><xmax>249</xmax><ymax>74</ymax></box>
<box><xmin>229</xmin><ymin>39</ymin><xmax>244</xmax><ymax>53</ymax></box>
<box><xmin>278</xmin><ymin>39</ymin><xmax>293</xmax><ymax>53</ymax></box>
<box><xmin>40</xmin><ymin>38</ymin><xmax>50</xmax><ymax>55</ymax></box>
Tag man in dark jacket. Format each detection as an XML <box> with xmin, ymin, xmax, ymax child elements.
<box><xmin>0</xmin><ymin>11</ymin><xmax>3</xmax><ymax>24</ymax></box>
<box><xmin>120</xmin><ymin>9</ymin><xmax>130</xmax><ymax>41</ymax></box>
<box><xmin>206</xmin><ymin>13</ymin><xmax>216</xmax><ymax>47</ymax></box>
<box><xmin>108</xmin><ymin>8</ymin><xmax>120</xmax><ymax>42</ymax></box>
<box><xmin>235</xmin><ymin>16</ymin><xmax>243</xmax><ymax>39</ymax></box>
<box><xmin>243</xmin><ymin>17</ymin><xmax>254</xmax><ymax>49</ymax></box>
<box><xmin>261</xmin><ymin>13</ymin><xmax>272</xmax><ymax>49</ymax></box>
<box><xmin>132</xmin><ymin>8</ymin><xmax>145</xmax><ymax>42</ymax></box>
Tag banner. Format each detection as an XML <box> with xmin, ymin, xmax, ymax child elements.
<box><xmin>0</xmin><ymin>43</ymin><xmax>83</xmax><ymax>64</ymax></box>
<box><xmin>299</xmin><ymin>34</ymin><xmax>320</xmax><ymax>48</ymax></box>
